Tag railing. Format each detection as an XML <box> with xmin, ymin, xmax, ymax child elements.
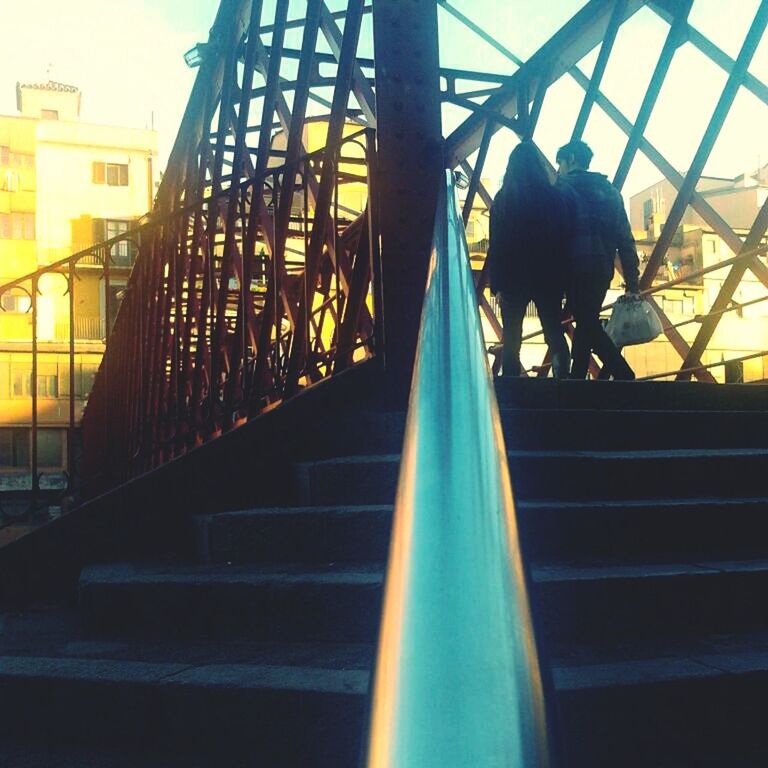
<box><xmin>364</xmin><ymin>170</ymin><xmax>550</xmax><ymax>766</ymax></box>
<box><xmin>0</xmin><ymin>129</ymin><xmax>380</xmax><ymax>507</ymax></box>
<box><xmin>503</xmin><ymin>242</ymin><xmax>768</xmax><ymax>381</ymax></box>
<box><xmin>80</xmin><ymin>128</ymin><xmax>380</xmax><ymax>494</ymax></box>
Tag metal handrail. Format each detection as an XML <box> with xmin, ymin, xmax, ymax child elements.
<box><xmin>364</xmin><ymin>170</ymin><xmax>550</xmax><ymax>767</ymax></box>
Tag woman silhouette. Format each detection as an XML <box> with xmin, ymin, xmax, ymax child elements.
<box><xmin>487</xmin><ymin>142</ymin><xmax>570</xmax><ymax>378</ymax></box>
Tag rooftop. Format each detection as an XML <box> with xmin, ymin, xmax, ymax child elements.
<box><xmin>16</xmin><ymin>80</ymin><xmax>79</xmax><ymax>94</ymax></box>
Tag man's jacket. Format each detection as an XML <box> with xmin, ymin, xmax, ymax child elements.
<box><xmin>558</xmin><ymin>170</ymin><xmax>640</xmax><ymax>292</ymax></box>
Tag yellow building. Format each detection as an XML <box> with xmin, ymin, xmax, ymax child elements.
<box><xmin>0</xmin><ymin>81</ymin><xmax>157</xmax><ymax>490</ymax></box>
<box><xmin>627</xmin><ymin>167</ymin><xmax>768</xmax><ymax>381</ymax></box>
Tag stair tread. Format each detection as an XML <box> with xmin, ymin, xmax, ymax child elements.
<box><xmin>3</xmin><ymin>640</ymin><xmax>768</xmax><ymax>695</ymax></box>
<box><xmin>82</xmin><ymin>556</ymin><xmax>768</xmax><ymax>587</ymax></box>
<box><xmin>202</xmin><ymin>495</ymin><xmax>768</xmax><ymax>518</ymax></box>
<box><xmin>0</xmin><ymin>654</ymin><xmax>369</xmax><ymax>693</ymax></box>
<box><xmin>0</xmin><ymin>609</ymin><xmax>375</xmax><ymax>668</ymax></box>
<box><xmin>0</xmin><ymin>739</ymin><xmax>223</xmax><ymax>768</ymax></box>
<box><xmin>80</xmin><ymin>561</ymin><xmax>385</xmax><ymax>586</ymax></box>
<box><xmin>534</xmin><ymin>558</ymin><xmax>768</xmax><ymax>582</ymax></box>
<box><xmin>204</xmin><ymin>504</ymin><xmax>393</xmax><ymax>518</ymax></box>
<box><xmin>303</xmin><ymin>447</ymin><xmax>768</xmax><ymax>465</ymax></box>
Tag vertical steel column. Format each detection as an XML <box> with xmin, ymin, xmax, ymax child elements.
<box><xmin>68</xmin><ymin>264</ymin><xmax>76</xmax><ymax>489</ymax></box>
<box><xmin>30</xmin><ymin>275</ymin><xmax>39</xmax><ymax>512</ymax></box>
<box><xmin>372</xmin><ymin>0</ymin><xmax>443</xmax><ymax>396</ymax></box>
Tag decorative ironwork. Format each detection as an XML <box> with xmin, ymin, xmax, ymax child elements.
<box><xmin>445</xmin><ymin>0</ymin><xmax>768</xmax><ymax>382</ymax></box>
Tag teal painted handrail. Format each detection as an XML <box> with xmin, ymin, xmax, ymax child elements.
<box><xmin>364</xmin><ymin>170</ymin><xmax>551</xmax><ymax>767</ymax></box>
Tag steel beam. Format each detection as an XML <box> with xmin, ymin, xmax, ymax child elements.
<box><xmin>613</xmin><ymin>0</ymin><xmax>692</xmax><ymax>190</ymax></box>
<box><xmin>571</xmin><ymin>0</ymin><xmax>628</xmax><ymax>141</ymax></box>
<box><xmin>676</xmin><ymin>197</ymin><xmax>768</xmax><ymax>379</ymax></box>
<box><xmin>373</xmin><ymin>0</ymin><xmax>444</xmax><ymax>393</ymax></box>
<box><xmin>640</xmin><ymin>1</ymin><xmax>768</xmax><ymax>289</ymax></box>
<box><xmin>445</xmin><ymin>0</ymin><xmax>646</xmax><ymax>167</ymax></box>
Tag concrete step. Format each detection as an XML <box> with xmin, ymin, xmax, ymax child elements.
<box><xmin>555</xmin><ymin>647</ymin><xmax>768</xmax><ymax>767</ymax></box>
<box><xmin>494</xmin><ymin>378</ymin><xmax>768</xmax><ymax>411</ymax></box>
<box><xmin>296</xmin><ymin>448</ymin><xmax>768</xmax><ymax>505</ymax></box>
<box><xmin>0</xmin><ymin>739</ymin><xmax>236</xmax><ymax>768</ymax></box>
<box><xmin>535</xmin><ymin>559</ymin><xmax>768</xmax><ymax>643</ymax></box>
<box><xmin>197</xmin><ymin>505</ymin><xmax>393</xmax><ymax>565</ymax></box>
<box><xmin>286</xmin><ymin>406</ymin><xmax>768</xmax><ymax>459</ymax></box>
<box><xmin>2</xmin><ymin>643</ymin><xmax>768</xmax><ymax>766</ymax></box>
<box><xmin>80</xmin><ymin>557</ymin><xmax>768</xmax><ymax>646</ymax></box>
<box><xmin>500</xmin><ymin>408</ymin><xmax>768</xmax><ymax>451</ymax></box>
<box><xmin>0</xmin><ymin>654</ymin><xmax>367</xmax><ymax>767</ymax></box>
<box><xmin>197</xmin><ymin>497</ymin><xmax>768</xmax><ymax>567</ymax></box>
<box><xmin>79</xmin><ymin>563</ymin><xmax>384</xmax><ymax>643</ymax></box>
<box><xmin>521</xmin><ymin>496</ymin><xmax>768</xmax><ymax>563</ymax></box>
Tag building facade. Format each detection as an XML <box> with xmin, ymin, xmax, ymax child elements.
<box><xmin>0</xmin><ymin>81</ymin><xmax>157</xmax><ymax>491</ymax></box>
<box><xmin>627</xmin><ymin>167</ymin><xmax>768</xmax><ymax>380</ymax></box>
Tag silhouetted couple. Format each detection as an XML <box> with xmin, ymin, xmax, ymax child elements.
<box><xmin>487</xmin><ymin>139</ymin><xmax>639</xmax><ymax>380</ymax></box>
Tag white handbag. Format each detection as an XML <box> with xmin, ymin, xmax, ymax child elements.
<box><xmin>605</xmin><ymin>295</ymin><xmax>663</xmax><ymax>347</ymax></box>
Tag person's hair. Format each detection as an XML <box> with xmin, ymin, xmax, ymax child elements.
<box><xmin>556</xmin><ymin>139</ymin><xmax>593</xmax><ymax>169</ymax></box>
<box><xmin>500</xmin><ymin>141</ymin><xmax>553</xmax><ymax>199</ymax></box>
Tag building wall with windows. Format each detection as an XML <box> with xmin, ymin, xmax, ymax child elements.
<box><xmin>0</xmin><ymin>115</ymin><xmax>38</xmax><ymax>283</ymax></box>
<box><xmin>0</xmin><ymin>81</ymin><xmax>157</xmax><ymax>485</ymax></box>
<box><xmin>626</xmin><ymin>167</ymin><xmax>768</xmax><ymax>381</ymax></box>
<box><xmin>35</xmin><ymin>119</ymin><xmax>155</xmax><ymax>264</ymax></box>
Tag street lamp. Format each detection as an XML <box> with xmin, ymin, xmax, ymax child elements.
<box><xmin>183</xmin><ymin>43</ymin><xmax>210</xmax><ymax>69</ymax></box>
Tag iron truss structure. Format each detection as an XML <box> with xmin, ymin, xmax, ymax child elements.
<box><xmin>1</xmin><ymin>0</ymin><xmax>767</xmax><ymax>496</ymax></box>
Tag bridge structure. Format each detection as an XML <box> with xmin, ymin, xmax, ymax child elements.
<box><xmin>0</xmin><ymin>0</ymin><xmax>767</xmax><ymax>765</ymax></box>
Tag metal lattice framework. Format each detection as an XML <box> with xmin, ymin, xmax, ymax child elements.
<box><xmin>444</xmin><ymin>0</ymin><xmax>768</xmax><ymax>381</ymax></box>
<box><xmin>2</xmin><ymin>0</ymin><xmax>767</xmax><ymax>496</ymax></box>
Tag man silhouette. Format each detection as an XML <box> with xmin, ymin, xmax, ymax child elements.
<box><xmin>556</xmin><ymin>139</ymin><xmax>640</xmax><ymax>380</ymax></box>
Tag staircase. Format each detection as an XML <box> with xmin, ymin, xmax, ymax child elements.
<box><xmin>1</xmin><ymin>377</ymin><xmax>768</xmax><ymax>765</ymax></box>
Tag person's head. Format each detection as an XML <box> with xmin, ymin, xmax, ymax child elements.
<box><xmin>556</xmin><ymin>139</ymin><xmax>594</xmax><ymax>176</ymax></box>
<box><xmin>501</xmin><ymin>141</ymin><xmax>553</xmax><ymax>194</ymax></box>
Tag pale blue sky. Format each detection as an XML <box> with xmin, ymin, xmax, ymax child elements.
<box><xmin>2</xmin><ymin>1</ymin><xmax>766</xmax><ymax>198</ymax></box>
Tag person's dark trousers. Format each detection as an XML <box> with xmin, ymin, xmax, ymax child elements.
<box><xmin>500</xmin><ymin>286</ymin><xmax>569</xmax><ymax>378</ymax></box>
<box><xmin>568</xmin><ymin>272</ymin><xmax>635</xmax><ymax>380</ymax></box>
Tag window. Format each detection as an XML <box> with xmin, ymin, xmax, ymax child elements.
<box><xmin>37</xmin><ymin>374</ymin><xmax>59</xmax><ymax>398</ymax></box>
<box><xmin>41</xmin><ymin>109</ymin><xmax>59</xmax><ymax>120</ymax></box>
<box><xmin>643</xmin><ymin>198</ymin><xmax>654</xmax><ymax>230</ymax></box>
<box><xmin>0</xmin><ymin>288</ymin><xmax>31</xmax><ymax>313</ymax></box>
<box><xmin>10</xmin><ymin>152</ymin><xmax>34</xmax><ymax>170</ymax></box>
<box><xmin>0</xmin><ymin>146</ymin><xmax>8</xmax><ymax>165</ymax></box>
<box><xmin>0</xmin><ymin>428</ymin><xmax>30</xmax><ymax>469</ymax></box>
<box><xmin>10</xmin><ymin>369</ymin><xmax>60</xmax><ymax>398</ymax></box>
<box><xmin>0</xmin><ymin>362</ymin><xmax>8</xmax><ymax>398</ymax></box>
<box><xmin>6</xmin><ymin>212</ymin><xmax>35</xmax><ymax>240</ymax></box>
<box><xmin>106</xmin><ymin>219</ymin><xmax>132</xmax><ymax>266</ymax></box>
<box><xmin>11</xmin><ymin>368</ymin><xmax>32</xmax><ymax>397</ymax></box>
<box><xmin>38</xmin><ymin>429</ymin><xmax>64</xmax><ymax>468</ymax></box>
<box><xmin>2</xmin><ymin>170</ymin><xmax>19</xmax><ymax>192</ymax></box>
<box><xmin>93</xmin><ymin>162</ymin><xmax>129</xmax><ymax>187</ymax></box>
<box><xmin>12</xmin><ymin>369</ymin><xmax>31</xmax><ymax>397</ymax></box>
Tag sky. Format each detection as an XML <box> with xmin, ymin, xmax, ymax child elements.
<box><xmin>1</xmin><ymin>0</ymin><xmax>766</xmax><ymax>201</ymax></box>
